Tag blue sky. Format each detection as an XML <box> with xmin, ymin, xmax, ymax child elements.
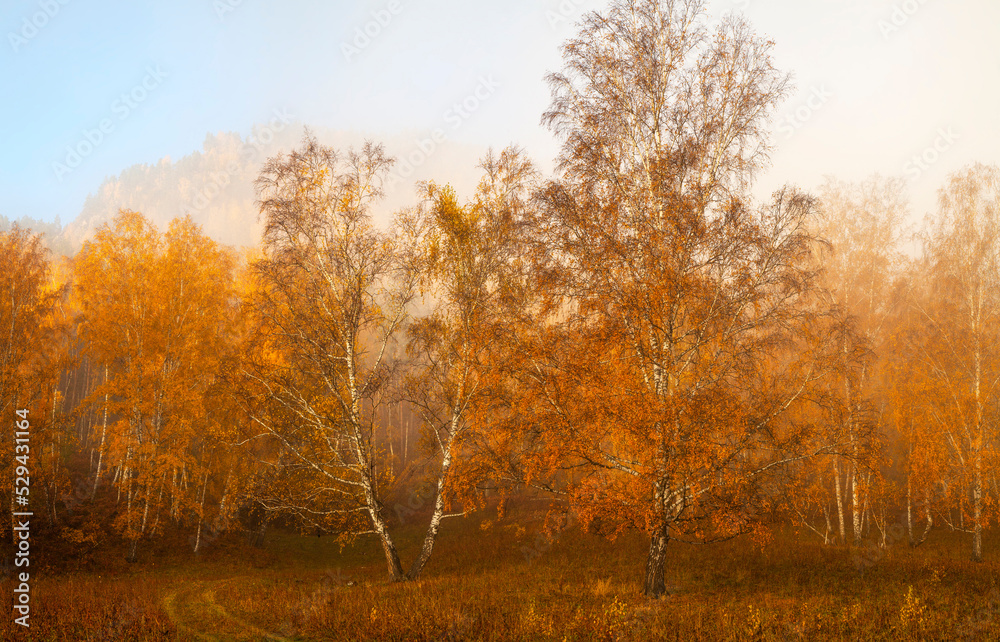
<box><xmin>2</xmin><ymin>0</ymin><xmax>999</xmax><ymax>226</ymax></box>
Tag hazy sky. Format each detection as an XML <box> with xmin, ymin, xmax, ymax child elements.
<box><xmin>2</xmin><ymin>0</ymin><xmax>998</xmax><ymax>228</ymax></box>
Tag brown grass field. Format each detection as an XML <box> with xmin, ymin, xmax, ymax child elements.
<box><xmin>3</xmin><ymin>502</ymin><xmax>1000</xmax><ymax>641</ymax></box>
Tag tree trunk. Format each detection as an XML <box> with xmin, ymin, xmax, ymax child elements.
<box><xmin>643</xmin><ymin>526</ymin><xmax>669</xmax><ymax>597</ymax></box>
<box><xmin>216</xmin><ymin>467</ymin><xmax>234</xmax><ymax>530</ymax></box>
<box><xmin>151</xmin><ymin>475</ymin><xmax>165</xmax><ymax>533</ymax></box>
<box><xmin>406</xmin><ymin>449</ymin><xmax>453</xmax><ymax>580</ymax></box>
<box><xmin>170</xmin><ymin>468</ymin><xmax>180</xmax><ymax>520</ymax></box>
<box><xmin>92</xmin><ymin>369</ymin><xmax>108</xmax><ymax>498</ymax></box>
<box><xmin>126</xmin><ymin>538</ymin><xmax>139</xmax><ymax>563</ymax></box>
<box><xmin>366</xmin><ymin>486</ymin><xmax>406</xmax><ymax>581</ymax></box>
<box><xmin>972</xmin><ymin>332</ymin><xmax>984</xmax><ymax>562</ymax></box>
<box><xmin>823</xmin><ymin>503</ymin><xmax>833</xmax><ymax>545</ymax></box>
<box><xmin>193</xmin><ymin>472</ymin><xmax>209</xmax><ymax>554</ymax></box>
<box><xmin>386</xmin><ymin>406</ymin><xmax>395</xmax><ymax>471</ymax></box>
<box><xmin>911</xmin><ymin>488</ymin><xmax>932</xmax><ymax>548</ymax></box>
<box><xmin>403</xmin><ymin>408</ymin><xmax>409</xmax><ymax>466</ymax></box>
<box><xmin>247</xmin><ymin>508</ymin><xmax>269</xmax><ymax>548</ymax></box>
<box><xmin>906</xmin><ymin>474</ymin><xmax>914</xmax><ymax>545</ymax></box>
<box><xmin>851</xmin><ymin>467</ymin><xmax>863</xmax><ymax>544</ymax></box>
<box><xmin>973</xmin><ymin>452</ymin><xmax>983</xmax><ymax>562</ymax></box>
<box><xmin>833</xmin><ymin>457</ymin><xmax>846</xmax><ymax>544</ymax></box>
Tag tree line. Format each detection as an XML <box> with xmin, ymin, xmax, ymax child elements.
<box><xmin>2</xmin><ymin>0</ymin><xmax>998</xmax><ymax>598</ymax></box>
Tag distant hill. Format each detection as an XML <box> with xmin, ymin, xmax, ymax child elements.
<box><xmin>62</xmin><ymin>125</ymin><xmax>304</xmax><ymax>253</ymax></box>
<box><xmin>50</xmin><ymin>123</ymin><xmax>491</xmax><ymax>255</ymax></box>
<box><xmin>0</xmin><ymin>215</ymin><xmax>74</xmax><ymax>257</ymax></box>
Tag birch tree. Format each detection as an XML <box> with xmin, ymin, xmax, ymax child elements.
<box><xmin>240</xmin><ymin>135</ymin><xmax>418</xmax><ymax>580</ymax></box>
<box><xmin>534</xmin><ymin>0</ymin><xmax>830</xmax><ymax>597</ymax></box>
<box><xmin>0</xmin><ymin>226</ymin><xmax>65</xmax><ymax>542</ymax></box>
<box><xmin>813</xmin><ymin>176</ymin><xmax>908</xmax><ymax>544</ymax></box>
<box><xmin>916</xmin><ymin>164</ymin><xmax>1000</xmax><ymax>561</ymax></box>
<box><xmin>75</xmin><ymin>211</ymin><xmax>239</xmax><ymax>560</ymax></box>
<box><xmin>397</xmin><ymin>147</ymin><xmax>540</xmax><ymax>578</ymax></box>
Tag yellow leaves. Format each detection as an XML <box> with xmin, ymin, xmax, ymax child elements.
<box><xmin>600</xmin><ymin>596</ymin><xmax>631</xmax><ymax>639</ymax></box>
<box><xmin>0</xmin><ymin>225</ymin><xmax>69</xmax><ymax>499</ymax></box>
<box><xmin>743</xmin><ymin>604</ymin><xmax>764</xmax><ymax>639</ymax></box>
<box><xmin>899</xmin><ymin>586</ymin><xmax>927</xmax><ymax>628</ymax></box>
<box><xmin>431</xmin><ymin>184</ymin><xmax>475</xmax><ymax>244</ymax></box>
<box><xmin>60</xmin><ymin>525</ymin><xmax>100</xmax><ymax>548</ymax></box>
<box><xmin>520</xmin><ymin>599</ymin><xmax>558</xmax><ymax>638</ymax></box>
<box><xmin>72</xmin><ymin>209</ymin><xmax>242</xmax><ymax>545</ymax></box>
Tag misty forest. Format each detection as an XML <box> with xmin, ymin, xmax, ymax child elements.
<box><xmin>3</xmin><ymin>0</ymin><xmax>1000</xmax><ymax>639</ymax></box>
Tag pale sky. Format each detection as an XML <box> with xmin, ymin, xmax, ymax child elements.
<box><xmin>2</xmin><ymin>0</ymin><xmax>998</xmax><ymax>228</ymax></box>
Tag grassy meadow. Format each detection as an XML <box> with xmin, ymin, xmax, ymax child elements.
<box><xmin>3</xmin><ymin>502</ymin><xmax>1000</xmax><ymax>641</ymax></box>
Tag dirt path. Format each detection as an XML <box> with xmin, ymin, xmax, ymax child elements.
<box><xmin>161</xmin><ymin>578</ymin><xmax>294</xmax><ymax>641</ymax></box>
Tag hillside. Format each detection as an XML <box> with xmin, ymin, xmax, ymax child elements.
<box><xmin>39</xmin><ymin>124</ymin><xmax>491</xmax><ymax>255</ymax></box>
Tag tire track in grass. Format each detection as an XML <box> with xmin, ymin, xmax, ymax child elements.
<box><xmin>202</xmin><ymin>584</ymin><xmax>292</xmax><ymax>641</ymax></box>
<box><xmin>162</xmin><ymin>582</ymin><xmax>215</xmax><ymax>641</ymax></box>
<box><xmin>162</xmin><ymin>578</ymin><xmax>293</xmax><ymax>641</ymax></box>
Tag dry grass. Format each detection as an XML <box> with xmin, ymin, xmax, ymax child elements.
<box><xmin>3</xmin><ymin>506</ymin><xmax>1000</xmax><ymax>640</ymax></box>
